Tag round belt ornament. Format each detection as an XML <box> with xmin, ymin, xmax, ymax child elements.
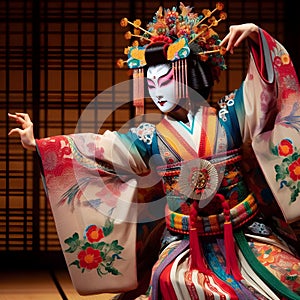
<box><xmin>178</xmin><ymin>158</ymin><xmax>218</xmax><ymax>208</ymax></box>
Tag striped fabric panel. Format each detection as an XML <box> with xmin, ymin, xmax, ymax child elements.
<box><xmin>169</xmin><ymin>248</ymin><xmax>238</xmax><ymax>299</ymax></box>
<box><xmin>166</xmin><ymin>194</ymin><xmax>258</xmax><ymax>236</ymax></box>
<box><xmin>198</xmin><ymin>107</ymin><xmax>218</xmax><ymax>157</ymax></box>
<box><xmin>156</xmin><ymin>118</ymin><xmax>197</xmax><ymax>160</ymax></box>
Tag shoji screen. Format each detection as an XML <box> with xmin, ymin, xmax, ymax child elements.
<box><xmin>0</xmin><ymin>0</ymin><xmax>292</xmax><ymax>265</ymax></box>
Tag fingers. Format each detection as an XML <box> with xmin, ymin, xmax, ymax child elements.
<box><xmin>232</xmin><ymin>31</ymin><xmax>249</xmax><ymax>49</ymax></box>
<box><xmin>219</xmin><ymin>32</ymin><xmax>230</xmax><ymax>47</ymax></box>
<box><xmin>8</xmin><ymin>113</ymin><xmax>18</xmax><ymax>120</ymax></box>
<box><xmin>8</xmin><ymin>113</ymin><xmax>36</xmax><ymax>151</ymax></box>
<box><xmin>220</xmin><ymin>24</ymin><xmax>259</xmax><ymax>55</ymax></box>
<box><xmin>16</xmin><ymin>112</ymin><xmax>31</xmax><ymax>123</ymax></box>
<box><xmin>8</xmin><ymin>128</ymin><xmax>22</xmax><ymax>136</ymax></box>
<box><xmin>8</xmin><ymin>112</ymin><xmax>31</xmax><ymax>121</ymax></box>
<box><xmin>220</xmin><ymin>31</ymin><xmax>236</xmax><ymax>54</ymax></box>
<box><xmin>8</xmin><ymin>112</ymin><xmax>32</xmax><ymax>136</ymax></box>
<box><xmin>222</xmin><ymin>26</ymin><xmax>242</xmax><ymax>54</ymax></box>
<box><xmin>8</xmin><ymin>112</ymin><xmax>32</xmax><ymax>127</ymax></box>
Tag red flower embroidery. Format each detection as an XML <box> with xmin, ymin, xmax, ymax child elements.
<box><xmin>278</xmin><ymin>139</ymin><xmax>293</xmax><ymax>157</ymax></box>
<box><xmin>86</xmin><ymin>225</ymin><xmax>104</xmax><ymax>243</ymax></box>
<box><xmin>65</xmin><ymin>219</ymin><xmax>123</xmax><ymax>277</ymax></box>
<box><xmin>289</xmin><ymin>158</ymin><xmax>300</xmax><ymax>181</ymax></box>
<box><xmin>41</xmin><ymin>137</ymin><xmax>72</xmax><ymax>176</ymax></box>
<box><xmin>78</xmin><ymin>247</ymin><xmax>102</xmax><ymax>270</ymax></box>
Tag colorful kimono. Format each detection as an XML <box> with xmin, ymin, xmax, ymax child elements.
<box><xmin>36</xmin><ymin>29</ymin><xmax>300</xmax><ymax>299</ymax></box>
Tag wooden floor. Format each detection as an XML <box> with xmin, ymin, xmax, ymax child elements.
<box><xmin>0</xmin><ymin>268</ymin><xmax>117</xmax><ymax>300</ymax></box>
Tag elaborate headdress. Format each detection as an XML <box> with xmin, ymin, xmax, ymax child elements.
<box><xmin>118</xmin><ymin>2</ymin><xmax>227</xmax><ymax>115</ymax></box>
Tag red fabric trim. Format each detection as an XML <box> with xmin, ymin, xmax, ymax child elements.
<box><xmin>208</xmin><ymin>273</ymin><xmax>239</xmax><ymax>300</ymax></box>
<box><xmin>248</xmin><ymin>29</ymin><xmax>274</xmax><ymax>84</ymax></box>
<box><xmin>160</xmin><ymin>262</ymin><xmax>177</xmax><ymax>300</ymax></box>
<box><xmin>248</xmin><ymin>31</ymin><xmax>266</xmax><ymax>80</ymax></box>
<box><xmin>198</xmin><ymin>107</ymin><xmax>208</xmax><ymax>157</ymax></box>
<box><xmin>184</xmin><ymin>271</ymin><xmax>200</xmax><ymax>299</ymax></box>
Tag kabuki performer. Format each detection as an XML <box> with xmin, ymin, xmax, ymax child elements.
<box><xmin>9</xmin><ymin>2</ymin><xmax>300</xmax><ymax>299</ymax></box>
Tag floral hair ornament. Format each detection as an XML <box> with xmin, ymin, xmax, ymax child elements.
<box><xmin>117</xmin><ymin>2</ymin><xmax>227</xmax><ymax>115</ymax></box>
<box><xmin>117</xmin><ymin>2</ymin><xmax>227</xmax><ymax>70</ymax></box>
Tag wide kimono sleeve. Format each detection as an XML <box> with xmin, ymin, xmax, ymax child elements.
<box><xmin>35</xmin><ymin>128</ymin><xmax>156</xmax><ymax>295</ymax></box>
<box><xmin>234</xmin><ymin>28</ymin><xmax>300</xmax><ymax>223</ymax></box>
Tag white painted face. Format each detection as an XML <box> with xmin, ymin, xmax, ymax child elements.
<box><xmin>146</xmin><ymin>64</ymin><xmax>178</xmax><ymax>113</ymax></box>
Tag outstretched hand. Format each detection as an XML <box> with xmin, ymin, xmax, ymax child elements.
<box><xmin>220</xmin><ymin>23</ymin><xmax>259</xmax><ymax>54</ymax></box>
<box><xmin>8</xmin><ymin>113</ymin><xmax>36</xmax><ymax>151</ymax></box>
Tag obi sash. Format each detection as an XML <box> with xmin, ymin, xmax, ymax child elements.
<box><xmin>157</xmin><ymin>149</ymin><xmax>259</xmax><ymax>236</ymax></box>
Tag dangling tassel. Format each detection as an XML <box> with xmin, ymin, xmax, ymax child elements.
<box><xmin>217</xmin><ymin>193</ymin><xmax>243</xmax><ymax>281</ymax></box>
<box><xmin>173</xmin><ymin>61</ymin><xmax>179</xmax><ymax>101</ymax></box>
<box><xmin>189</xmin><ymin>200</ymin><xmax>210</xmax><ymax>274</ymax></box>
<box><xmin>133</xmin><ymin>68</ymin><xmax>144</xmax><ymax>116</ymax></box>
<box><xmin>173</xmin><ymin>59</ymin><xmax>188</xmax><ymax>103</ymax></box>
<box><xmin>189</xmin><ymin>199</ymin><xmax>240</xmax><ymax>299</ymax></box>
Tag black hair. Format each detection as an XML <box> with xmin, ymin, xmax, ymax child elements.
<box><xmin>144</xmin><ymin>41</ymin><xmax>214</xmax><ymax>100</ymax></box>
<box><xmin>186</xmin><ymin>53</ymin><xmax>214</xmax><ymax>100</ymax></box>
<box><xmin>145</xmin><ymin>42</ymin><xmax>169</xmax><ymax>67</ymax></box>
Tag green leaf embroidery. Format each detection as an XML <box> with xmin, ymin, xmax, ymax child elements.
<box><xmin>103</xmin><ymin>218</ymin><xmax>114</xmax><ymax>237</ymax></box>
<box><xmin>64</xmin><ymin>232</ymin><xmax>80</xmax><ymax>253</ymax></box>
<box><xmin>65</xmin><ymin>219</ymin><xmax>124</xmax><ymax>278</ymax></box>
<box><xmin>105</xmin><ymin>265</ymin><xmax>122</xmax><ymax>276</ymax></box>
<box><xmin>69</xmin><ymin>260</ymin><xmax>80</xmax><ymax>269</ymax></box>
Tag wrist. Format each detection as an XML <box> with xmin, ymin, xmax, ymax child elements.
<box><xmin>24</xmin><ymin>140</ymin><xmax>36</xmax><ymax>151</ymax></box>
<box><xmin>248</xmin><ymin>24</ymin><xmax>259</xmax><ymax>44</ymax></box>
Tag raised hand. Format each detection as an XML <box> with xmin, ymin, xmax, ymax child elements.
<box><xmin>8</xmin><ymin>113</ymin><xmax>36</xmax><ymax>151</ymax></box>
<box><xmin>220</xmin><ymin>23</ymin><xmax>259</xmax><ymax>54</ymax></box>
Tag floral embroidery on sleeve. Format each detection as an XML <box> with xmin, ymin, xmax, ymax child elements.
<box><xmin>130</xmin><ymin>122</ymin><xmax>155</xmax><ymax>145</ymax></box>
<box><xmin>39</xmin><ymin>136</ymin><xmax>73</xmax><ymax>176</ymax></box>
<box><xmin>64</xmin><ymin>219</ymin><xmax>124</xmax><ymax>276</ymax></box>
<box><xmin>273</xmin><ymin>138</ymin><xmax>300</xmax><ymax>203</ymax></box>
